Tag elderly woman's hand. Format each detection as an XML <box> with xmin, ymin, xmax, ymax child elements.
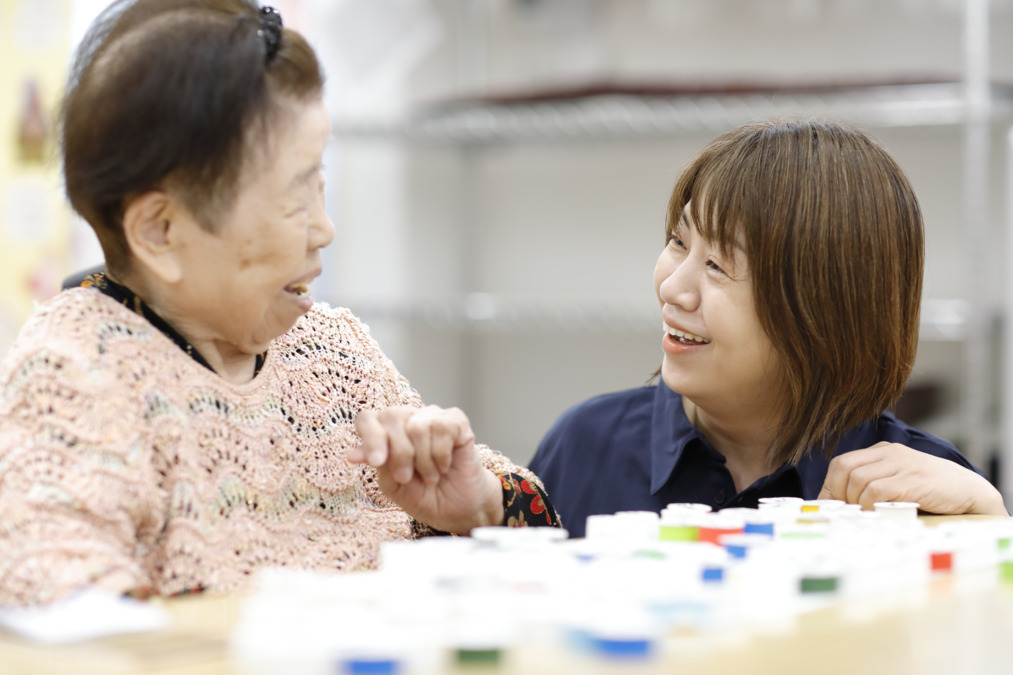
<box><xmin>818</xmin><ymin>442</ymin><xmax>1008</xmax><ymax>516</ymax></box>
<box><xmin>349</xmin><ymin>405</ymin><xmax>504</xmax><ymax>534</ymax></box>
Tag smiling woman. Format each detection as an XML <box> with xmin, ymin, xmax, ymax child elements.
<box><xmin>529</xmin><ymin>119</ymin><xmax>1006</xmax><ymax>537</ymax></box>
<box><xmin>0</xmin><ymin>0</ymin><xmax>558</xmax><ymax>608</ymax></box>
<box><xmin>655</xmin><ymin>206</ymin><xmax>781</xmax><ymax>441</ymax></box>
<box><xmin>119</xmin><ymin>97</ymin><xmax>334</xmax><ymax>382</ymax></box>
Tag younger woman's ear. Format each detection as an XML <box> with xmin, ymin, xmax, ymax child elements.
<box><xmin>121</xmin><ymin>191</ymin><xmax>184</xmax><ymax>284</ymax></box>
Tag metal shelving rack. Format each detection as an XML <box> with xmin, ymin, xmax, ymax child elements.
<box><xmin>332</xmin><ymin>0</ymin><xmax>1012</xmax><ymax>493</ymax></box>
<box><xmin>333</xmin><ymin>82</ymin><xmax>1012</xmax><ymax>337</ymax></box>
<box><xmin>339</xmin><ymin>293</ymin><xmax>974</xmax><ymax>341</ymax></box>
<box><xmin>333</xmin><ymin>82</ymin><xmax>1009</xmax><ymax>145</ymax></box>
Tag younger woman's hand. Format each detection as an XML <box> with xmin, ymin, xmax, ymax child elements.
<box><xmin>818</xmin><ymin>442</ymin><xmax>1008</xmax><ymax>515</ymax></box>
<box><xmin>348</xmin><ymin>405</ymin><xmax>504</xmax><ymax>534</ymax></box>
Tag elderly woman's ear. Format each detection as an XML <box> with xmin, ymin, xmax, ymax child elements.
<box><xmin>122</xmin><ymin>190</ymin><xmax>185</xmax><ymax>285</ymax></box>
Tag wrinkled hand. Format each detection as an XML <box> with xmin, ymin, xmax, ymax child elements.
<box><xmin>818</xmin><ymin>442</ymin><xmax>1008</xmax><ymax>515</ymax></box>
<box><xmin>348</xmin><ymin>405</ymin><xmax>504</xmax><ymax>534</ymax></box>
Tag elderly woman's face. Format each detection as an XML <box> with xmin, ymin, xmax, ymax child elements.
<box><xmin>172</xmin><ymin>96</ymin><xmax>333</xmax><ymax>355</ymax></box>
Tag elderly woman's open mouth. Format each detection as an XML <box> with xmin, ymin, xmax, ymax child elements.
<box><xmin>284</xmin><ymin>280</ymin><xmax>314</xmax><ymax>311</ymax></box>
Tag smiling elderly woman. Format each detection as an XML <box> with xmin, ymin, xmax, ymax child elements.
<box><xmin>0</xmin><ymin>0</ymin><xmax>558</xmax><ymax>607</ymax></box>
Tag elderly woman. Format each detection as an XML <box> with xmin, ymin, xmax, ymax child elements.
<box><xmin>0</xmin><ymin>0</ymin><xmax>557</xmax><ymax>607</ymax></box>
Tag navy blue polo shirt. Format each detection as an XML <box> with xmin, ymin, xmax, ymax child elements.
<box><xmin>529</xmin><ymin>380</ymin><xmax>979</xmax><ymax>537</ymax></box>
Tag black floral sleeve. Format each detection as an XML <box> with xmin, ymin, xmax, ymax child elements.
<box><xmin>410</xmin><ymin>471</ymin><xmax>561</xmax><ymax>538</ymax></box>
<box><xmin>496</xmin><ymin>471</ymin><xmax>560</xmax><ymax>528</ymax></box>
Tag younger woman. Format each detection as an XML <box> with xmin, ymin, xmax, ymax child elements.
<box><xmin>530</xmin><ymin>119</ymin><xmax>1006</xmax><ymax>537</ymax></box>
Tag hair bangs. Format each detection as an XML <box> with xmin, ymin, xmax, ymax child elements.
<box><xmin>668</xmin><ymin>142</ymin><xmax>762</xmax><ymax>265</ymax></box>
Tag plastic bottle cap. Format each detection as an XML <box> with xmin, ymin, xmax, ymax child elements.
<box><xmin>874</xmin><ymin>502</ymin><xmax>920</xmax><ymax>520</ymax></box>
<box><xmin>591</xmin><ymin>637</ymin><xmax>653</xmax><ymax>659</ymax></box>
<box><xmin>659</xmin><ymin>524</ymin><xmax>699</xmax><ymax>542</ymax></box>
<box><xmin>702</xmin><ymin>566</ymin><xmax>725</xmax><ymax>583</ymax></box>
<box><xmin>720</xmin><ymin>533</ymin><xmax>770</xmax><ymax>559</ymax></box>
<box><xmin>456</xmin><ymin>648</ymin><xmax>501</xmax><ymax>665</ymax></box>
<box><xmin>340</xmin><ymin>658</ymin><xmax>400</xmax><ymax>675</ymax></box>
<box><xmin>800</xmin><ymin>576</ymin><xmax>838</xmax><ymax>593</ymax></box>
<box><xmin>758</xmin><ymin>497</ymin><xmax>803</xmax><ymax>514</ymax></box>
<box><xmin>697</xmin><ymin>515</ymin><xmax>745</xmax><ymax>545</ymax></box>
<box><xmin>801</xmin><ymin>499</ymin><xmax>846</xmax><ymax>513</ymax></box>
<box><xmin>663</xmin><ymin>502</ymin><xmax>712</xmax><ymax>514</ymax></box>
<box><xmin>930</xmin><ymin>551</ymin><xmax>953</xmax><ymax>572</ymax></box>
<box><xmin>758</xmin><ymin>497</ymin><xmax>802</xmax><ymax>506</ymax></box>
<box><xmin>796</xmin><ymin>514</ymin><xmax>830</xmax><ymax>525</ymax></box>
<box><xmin>743</xmin><ymin>521</ymin><xmax>775</xmax><ymax>536</ymax></box>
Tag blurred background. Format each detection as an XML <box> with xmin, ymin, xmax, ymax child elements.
<box><xmin>2</xmin><ymin>0</ymin><xmax>1012</xmax><ymax>499</ymax></box>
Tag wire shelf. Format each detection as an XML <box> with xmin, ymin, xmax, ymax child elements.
<box><xmin>333</xmin><ymin>83</ymin><xmax>1013</xmax><ymax>146</ymax></box>
<box><xmin>339</xmin><ymin>294</ymin><xmax>968</xmax><ymax>340</ymax></box>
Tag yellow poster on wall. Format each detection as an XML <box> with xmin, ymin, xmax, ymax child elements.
<box><xmin>0</xmin><ymin>0</ymin><xmax>72</xmax><ymax>351</ymax></box>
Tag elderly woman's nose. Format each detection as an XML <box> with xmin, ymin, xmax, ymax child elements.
<box><xmin>310</xmin><ymin>202</ymin><xmax>335</xmax><ymax>250</ymax></box>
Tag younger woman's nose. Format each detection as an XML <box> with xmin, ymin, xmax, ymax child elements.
<box><xmin>659</xmin><ymin>261</ymin><xmax>701</xmax><ymax>312</ymax></box>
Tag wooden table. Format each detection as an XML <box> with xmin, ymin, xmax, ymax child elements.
<box><xmin>0</xmin><ymin>592</ymin><xmax>241</xmax><ymax>675</ymax></box>
<box><xmin>2</xmin><ymin>516</ymin><xmax>1011</xmax><ymax>675</ymax></box>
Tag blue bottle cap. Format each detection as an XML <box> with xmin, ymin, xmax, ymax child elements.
<box><xmin>744</xmin><ymin>522</ymin><xmax>775</xmax><ymax>536</ymax></box>
<box><xmin>340</xmin><ymin>658</ymin><xmax>400</xmax><ymax>675</ymax></box>
<box><xmin>591</xmin><ymin>637</ymin><xmax>652</xmax><ymax>659</ymax></box>
<box><xmin>702</xmin><ymin>565</ymin><xmax>725</xmax><ymax>583</ymax></box>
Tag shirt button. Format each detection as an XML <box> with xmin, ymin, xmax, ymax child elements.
<box><xmin>715</xmin><ymin>490</ymin><xmax>727</xmax><ymax>503</ymax></box>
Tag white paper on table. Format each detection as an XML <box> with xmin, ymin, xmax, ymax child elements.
<box><xmin>0</xmin><ymin>587</ymin><xmax>170</xmax><ymax>645</ymax></box>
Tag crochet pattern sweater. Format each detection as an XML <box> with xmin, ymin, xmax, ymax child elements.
<box><xmin>0</xmin><ymin>289</ymin><xmax>542</xmax><ymax>606</ymax></box>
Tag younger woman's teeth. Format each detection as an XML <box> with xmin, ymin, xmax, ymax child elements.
<box><xmin>287</xmin><ymin>283</ymin><xmax>309</xmax><ymax>295</ymax></box>
<box><xmin>664</xmin><ymin>323</ymin><xmax>710</xmax><ymax>344</ymax></box>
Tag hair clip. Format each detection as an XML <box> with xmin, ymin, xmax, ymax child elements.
<box><xmin>258</xmin><ymin>6</ymin><xmax>283</xmax><ymax>62</ymax></box>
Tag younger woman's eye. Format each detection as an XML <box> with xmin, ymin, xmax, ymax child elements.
<box><xmin>667</xmin><ymin>233</ymin><xmax>686</xmax><ymax>249</ymax></box>
<box><xmin>706</xmin><ymin>259</ymin><xmax>726</xmax><ymax>275</ymax></box>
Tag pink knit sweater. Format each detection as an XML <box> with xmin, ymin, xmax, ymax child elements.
<box><xmin>0</xmin><ymin>289</ymin><xmax>537</xmax><ymax>606</ymax></box>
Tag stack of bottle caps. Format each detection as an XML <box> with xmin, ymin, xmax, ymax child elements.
<box><xmin>230</xmin><ymin>500</ymin><xmax>1013</xmax><ymax>674</ymax></box>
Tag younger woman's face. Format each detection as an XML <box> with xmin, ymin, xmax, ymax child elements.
<box><xmin>653</xmin><ymin>204</ymin><xmax>783</xmax><ymax>415</ymax></box>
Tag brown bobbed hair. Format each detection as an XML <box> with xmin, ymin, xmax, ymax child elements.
<box><xmin>60</xmin><ymin>0</ymin><xmax>324</xmax><ymax>275</ymax></box>
<box><xmin>666</xmin><ymin>118</ymin><xmax>924</xmax><ymax>467</ymax></box>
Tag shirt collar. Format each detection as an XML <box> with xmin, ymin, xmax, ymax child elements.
<box><xmin>648</xmin><ymin>379</ymin><xmax>706</xmax><ymax>494</ymax></box>
<box><xmin>646</xmin><ymin>379</ymin><xmax>822</xmax><ymax>499</ymax></box>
